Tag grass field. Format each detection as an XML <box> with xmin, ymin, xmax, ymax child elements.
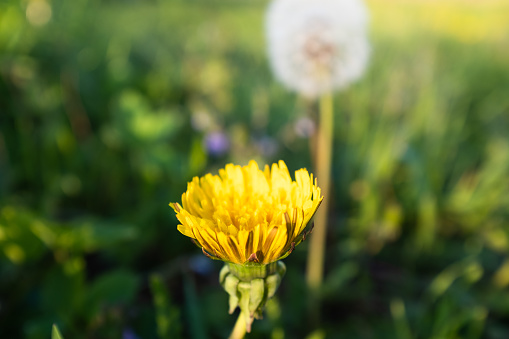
<box><xmin>1</xmin><ymin>0</ymin><xmax>509</xmax><ymax>338</ymax></box>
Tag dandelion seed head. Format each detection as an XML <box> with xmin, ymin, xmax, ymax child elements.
<box><xmin>266</xmin><ymin>0</ymin><xmax>370</xmax><ymax>98</ymax></box>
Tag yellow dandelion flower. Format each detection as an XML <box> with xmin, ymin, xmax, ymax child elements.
<box><xmin>170</xmin><ymin>160</ymin><xmax>323</xmax><ymax>265</ymax></box>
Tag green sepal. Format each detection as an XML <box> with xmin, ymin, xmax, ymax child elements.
<box><xmin>224</xmin><ymin>273</ymin><xmax>240</xmax><ymax>314</ymax></box>
<box><xmin>219</xmin><ymin>261</ymin><xmax>286</xmax><ymax>333</ymax></box>
<box><xmin>249</xmin><ymin>278</ymin><xmax>265</xmax><ymax>317</ymax></box>
<box><xmin>219</xmin><ymin>265</ymin><xmax>230</xmax><ymax>284</ymax></box>
<box><xmin>238</xmin><ymin>281</ymin><xmax>254</xmax><ymax>332</ymax></box>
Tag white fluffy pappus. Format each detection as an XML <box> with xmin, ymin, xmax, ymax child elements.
<box><xmin>266</xmin><ymin>0</ymin><xmax>370</xmax><ymax>98</ymax></box>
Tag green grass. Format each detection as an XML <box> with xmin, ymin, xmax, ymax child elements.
<box><xmin>1</xmin><ymin>0</ymin><xmax>508</xmax><ymax>338</ymax></box>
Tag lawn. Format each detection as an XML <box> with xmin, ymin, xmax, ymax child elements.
<box><xmin>0</xmin><ymin>0</ymin><xmax>508</xmax><ymax>338</ymax></box>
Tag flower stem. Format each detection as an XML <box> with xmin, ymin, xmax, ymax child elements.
<box><xmin>229</xmin><ymin>311</ymin><xmax>247</xmax><ymax>339</ymax></box>
<box><xmin>306</xmin><ymin>91</ymin><xmax>334</xmax><ymax>313</ymax></box>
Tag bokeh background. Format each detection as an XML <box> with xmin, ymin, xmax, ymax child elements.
<box><xmin>1</xmin><ymin>0</ymin><xmax>509</xmax><ymax>338</ymax></box>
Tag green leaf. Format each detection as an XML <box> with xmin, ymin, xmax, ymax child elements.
<box><xmin>41</xmin><ymin>261</ymin><xmax>85</xmax><ymax>319</ymax></box>
<box><xmin>58</xmin><ymin>220</ymin><xmax>138</xmax><ymax>253</ymax></box>
<box><xmin>84</xmin><ymin>269</ymin><xmax>140</xmax><ymax>318</ymax></box>
<box><xmin>52</xmin><ymin>324</ymin><xmax>64</xmax><ymax>339</ymax></box>
<box><xmin>0</xmin><ymin>206</ymin><xmax>49</xmax><ymax>264</ymax></box>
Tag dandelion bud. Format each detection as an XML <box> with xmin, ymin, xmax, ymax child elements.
<box><xmin>170</xmin><ymin>160</ymin><xmax>322</xmax><ymax>332</ymax></box>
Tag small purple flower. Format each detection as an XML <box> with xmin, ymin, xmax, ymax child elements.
<box><xmin>204</xmin><ymin>131</ymin><xmax>230</xmax><ymax>156</ymax></box>
<box><xmin>122</xmin><ymin>328</ymin><xmax>139</xmax><ymax>339</ymax></box>
<box><xmin>189</xmin><ymin>254</ymin><xmax>214</xmax><ymax>276</ymax></box>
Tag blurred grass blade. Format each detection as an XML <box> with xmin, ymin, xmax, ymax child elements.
<box><xmin>183</xmin><ymin>273</ymin><xmax>207</xmax><ymax>339</ymax></box>
<box><xmin>390</xmin><ymin>299</ymin><xmax>414</xmax><ymax>339</ymax></box>
<box><xmin>467</xmin><ymin>307</ymin><xmax>488</xmax><ymax>339</ymax></box>
<box><xmin>428</xmin><ymin>258</ymin><xmax>483</xmax><ymax>301</ymax></box>
<box><xmin>150</xmin><ymin>274</ymin><xmax>181</xmax><ymax>339</ymax></box>
<box><xmin>305</xmin><ymin>329</ymin><xmax>325</xmax><ymax>339</ymax></box>
<box><xmin>431</xmin><ymin>301</ymin><xmax>487</xmax><ymax>339</ymax></box>
<box><xmin>416</xmin><ymin>193</ymin><xmax>437</xmax><ymax>251</ymax></box>
<box><xmin>493</xmin><ymin>259</ymin><xmax>509</xmax><ymax>288</ymax></box>
<box><xmin>52</xmin><ymin>324</ymin><xmax>64</xmax><ymax>339</ymax></box>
